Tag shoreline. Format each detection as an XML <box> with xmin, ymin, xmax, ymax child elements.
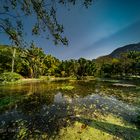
<box><xmin>0</xmin><ymin>75</ymin><xmax>139</xmax><ymax>86</ymax></box>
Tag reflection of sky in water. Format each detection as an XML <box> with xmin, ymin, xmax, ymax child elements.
<box><xmin>1</xmin><ymin>92</ymin><xmax>139</xmax><ymax>122</ymax></box>
<box><xmin>0</xmin><ymin>90</ymin><xmax>140</xmax><ymax>139</ymax></box>
<box><xmin>53</xmin><ymin>92</ymin><xmax>139</xmax><ymax>121</ymax></box>
<box><xmin>0</xmin><ymin>80</ymin><xmax>140</xmax><ymax>139</ymax></box>
<box><xmin>54</xmin><ymin>92</ymin><xmax>66</xmax><ymax>103</ymax></box>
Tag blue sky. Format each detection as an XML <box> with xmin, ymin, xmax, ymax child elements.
<box><xmin>0</xmin><ymin>0</ymin><xmax>140</xmax><ymax>60</ymax></box>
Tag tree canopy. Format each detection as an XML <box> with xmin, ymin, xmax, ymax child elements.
<box><xmin>0</xmin><ymin>0</ymin><xmax>93</xmax><ymax>46</ymax></box>
<box><xmin>0</xmin><ymin>45</ymin><xmax>140</xmax><ymax>79</ymax></box>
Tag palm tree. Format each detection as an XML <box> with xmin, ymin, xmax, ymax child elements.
<box><xmin>21</xmin><ymin>43</ymin><xmax>46</xmax><ymax>78</ymax></box>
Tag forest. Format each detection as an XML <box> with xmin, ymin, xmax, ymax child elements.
<box><xmin>0</xmin><ymin>44</ymin><xmax>140</xmax><ymax>82</ymax></box>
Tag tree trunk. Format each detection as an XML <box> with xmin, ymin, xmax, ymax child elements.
<box><xmin>12</xmin><ymin>47</ymin><xmax>16</xmax><ymax>73</ymax></box>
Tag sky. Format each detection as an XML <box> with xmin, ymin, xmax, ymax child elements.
<box><xmin>0</xmin><ymin>0</ymin><xmax>140</xmax><ymax>60</ymax></box>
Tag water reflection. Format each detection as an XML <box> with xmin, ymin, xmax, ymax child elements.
<box><xmin>0</xmin><ymin>80</ymin><xmax>140</xmax><ymax>139</ymax></box>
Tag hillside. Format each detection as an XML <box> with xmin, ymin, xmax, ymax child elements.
<box><xmin>109</xmin><ymin>43</ymin><xmax>140</xmax><ymax>58</ymax></box>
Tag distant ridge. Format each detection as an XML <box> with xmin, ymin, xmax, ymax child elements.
<box><xmin>109</xmin><ymin>43</ymin><xmax>140</xmax><ymax>58</ymax></box>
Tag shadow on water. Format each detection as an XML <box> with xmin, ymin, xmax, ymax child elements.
<box><xmin>75</xmin><ymin>117</ymin><xmax>140</xmax><ymax>140</ymax></box>
<box><xmin>0</xmin><ymin>92</ymin><xmax>75</xmax><ymax>139</ymax></box>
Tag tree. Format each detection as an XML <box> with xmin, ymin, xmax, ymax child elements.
<box><xmin>76</xmin><ymin>58</ymin><xmax>93</xmax><ymax>79</ymax></box>
<box><xmin>20</xmin><ymin>43</ymin><xmax>46</xmax><ymax>78</ymax></box>
<box><xmin>100</xmin><ymin>63</ymin><xmax>113</xmax><ymax>78</ymax></box>
<box><xmin>44</xmin><ymin>54</ymin><xmax>60</xmax><ymax>76</ymax></box>
<box><xmin>0</xmin><ymin>0</ymin><xmax>94</xmax><ymax>77</ymax></box>
<box><xmin>95</xmin><ymin>56</ymin><xmax>113</xmax><ymax>76</ymax></box>
<box><xmin>0</xmin><ymin>0</ymin><xmax>94</xmax><ymax>46</ymax></box>
<box><xmin>120</xmin><ymin>53</ymin><xmax>134</xmax><ymax>76</ymax></box>
<box><xmin>111</xmin><ymin>58</ymin><xmax>122</xmax><ymax>76</ymax></box>
<box><xmin>86</xmin><ymin>60</ymin><xmax>96</xmax><ymax>76</ymax></box>
<box><xmin>125</xmin><ymin>51</ymin><xmax>140</xmax><ymax>75</ymax></box>
<box><xmin>0</xmin><ymin>45</ymin><xmax>13</xmax><ymax>73</ymax></box>
<box><xmin>11</xmin><ymin>47</ymin><xmax>16</xmax><ymax>72</ymax></box>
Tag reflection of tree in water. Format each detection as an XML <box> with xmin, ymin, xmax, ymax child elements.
<box><xmin>0</xmin><ymin>92</ymin><xmax>75</xmax><ymax>139</ymax></box>
<box><xmin>18</xmin><ymin>92</ymin><xmax>53</xmax><ymax>114</ymax></box>
<box><xmin>0</xmin><ymin>92</ymin><xmax>139</xmax><ymax>139</ymax></box>
<box><xmin>20</xmin><ymin>92</ymin><xmax>75</xmax><ymax>138</ymax></box>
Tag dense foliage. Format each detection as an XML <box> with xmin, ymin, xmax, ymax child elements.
<box><xmin>96</xmin><ymin>52</ymin><xmax>140</xmax><ymax>78</ymax></box>
<box><xmin>0</xmin><ymin>72</ymin><xmax>23</xmax><ymax>82</ymax></box>
<box><xmin>0</xmin><ymin>45</ymin><xmax>140</xmax><ymax>79</ymax></box>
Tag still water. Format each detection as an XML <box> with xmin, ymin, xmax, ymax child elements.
<box><xmin>0</xmin><ymin>79</ymin><xmax>140</xmax><ymax>139</ymax></box>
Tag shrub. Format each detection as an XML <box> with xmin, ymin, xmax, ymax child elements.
<box><xmin>0</xmin><ymin>72</ymin><xmax>23</xmax><ymax>82</ymax></box>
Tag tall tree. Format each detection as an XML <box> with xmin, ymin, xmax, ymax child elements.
<box><xmin>0</xmin><ymin>45</ymin><xmax>13</xmax><ymax>73</ymax></box>
<box><xmin>44</xmin><ymin>54</ymin><xmax>60</xmax><ymax>76</ymax></box>
<box><xmin>21</xmin><ymin>43</ymin><xmax>46</xmax><ymax>78</ymax></box>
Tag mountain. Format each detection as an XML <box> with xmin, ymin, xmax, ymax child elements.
<box><xmin>109</xmin><ymin>43</ymin><xmax>140</xmax><ymax>58</ymax></box>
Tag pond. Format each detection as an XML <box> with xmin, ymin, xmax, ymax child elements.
<box><xmin>0</xmin><ymin>79</ymin><xmax>140</xmax><ymax>140</ymax></box>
